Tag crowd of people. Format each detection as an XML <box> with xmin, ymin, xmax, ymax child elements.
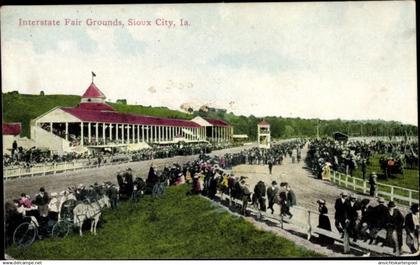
<box><xmin>306</xmin><ymin>138</ymin><xmax>418</xmax><ymax>180</ymax></box>
<box><xmin>3</xmin><ymin>141</ymin><xmax>236</xmax><ymax>169</ymax></box>
<box><xmin>5</xmin><ymin>139</ymin><xmax>419</xmax><ymax>255</ymax></box>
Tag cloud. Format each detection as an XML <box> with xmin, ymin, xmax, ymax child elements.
<box><xmin>1</xmin><ymin>3</ymin><xmax>417</xmax><ymax>125</ymax></box>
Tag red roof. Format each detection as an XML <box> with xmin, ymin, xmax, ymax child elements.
<box><xmin>258</xmin><ymin>120</ymin><xmax>270</xmax><ymax>126</ymax></box>
<box><xmin>3</xmin><ymin>123</ymin><xmax>22</xmax><ymax>136</ymax></box>
<box><xmin>82</xmin><ymin>83</ymin><xmax>106</xmax><ymax>99</ymax></box>
<box><xmin>78</xmin><ymin>102</ymin><xmax>115</xmax><ymax>111</ymax></box>
<box><xmin>61</xmin><ymin>107</ymin><xmax>201</xmax><ymax>128</ymax></box>
<box><xmin>204</xmin><ymin>118</ymin><xmax>230</xmax><ymax>127</ymax></box>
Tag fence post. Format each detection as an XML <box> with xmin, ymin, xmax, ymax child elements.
<box><xmin>280</xmin><ymin>214</ymin><xmax>284</xmax><ymax>229</ymax></box>
<box><xmin>307</xmin><ymin>210</ymin><xmax>312</xmax><ymax>240</ymax></box>
<box><xmin>345</xmin><ymin>175</ymin><xmax>348</xmax><ymax>188</ymax></box>
<box><xmin>363</xmin><ymin>181</ymin><xmax>367</xmax><ymax>194</ymax></box>
<box><xmin>390</xmin><ymin>186</ymin><xmax>394</xmax><ymax>201</ymax></box>
<box><xmin>409</xmin><ymin>191</ymin><xmax>412</xmax><ymax>204</ymax></box>
<box><xmin>343</xmin><ymin>228</ymin><xmax>350</xmax><ymax>253</ymax></box>
<box><xmin>352</xmin><ymin>178</ymin><xmax>356</xmax><ymax>191</ymax></box>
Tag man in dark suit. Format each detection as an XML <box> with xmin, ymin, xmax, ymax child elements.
<box><xmin>405</xmin><ymin>203</ymin><xmax>419</xmax><ymax>253</ymax></box>
<box><xmin>345</xmin><ymin>194</ymin><xmax>361</xmax><ymax>242</ymax></box>
<box><xmin>369</xmin><ymin>197</ymin><xmax>388</xmax><ymax>244</ymax></box>
<box><xmin>334</xmin><ymin>192</ymin><xmax>348</xmax><ymax>235</ymax></box>
<box><xmin>267</xmin><ymin>181</ymin><xmax>279</xmax><ymax>214</ymax></box>
<box><xmin>386</xmin><ymin>201</ymin><xmax>404</xmax><ymax>253</ymax></box>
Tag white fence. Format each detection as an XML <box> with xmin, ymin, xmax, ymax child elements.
<box><xmin>331</xmin><ymin>171</ymin><xmax>419</xmax><ymax>206</ymax></box>
<box><xmin>3</xmin><ymin>157</ymin><xmax>131</xmax><ymax>180</ymax></box>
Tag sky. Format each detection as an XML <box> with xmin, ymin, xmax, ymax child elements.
<box><xmin>1</xmin><ymin>2</ymin><xmax>417</xmax><ymax>125</ymax></box>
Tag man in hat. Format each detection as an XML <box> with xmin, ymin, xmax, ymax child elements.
<box><xmin>369</xmin><ymin>197</ymin><xmax>388</xmax><ymax>244</ymax></box>
<box><xmin>239</xmin><ymin>178</ymin><xmax>251</xmax><ymax>216</ymax></box>
<box><xmin>33</xmin><ymin>187</ymin><xmax>49</xmax><ymax>218</ymax></box>
<box><xmin>267</xmin><ymin>181</ymin><xmax>279</xmax><ymax>214</ymax></box>
<box><xmin>253</xmin><ymin>180</ymin><xmax>266</xmax><ymax>211</ymax></box>
<box><xmin>359</xmin><ymin>198</ymin><xmax>374</xmax><ymax>241</ymax></box>
<box><xmin>368</xmin><ymin>172</ymin><xmax>377</xmax><ymax>197</ymax></box>
<box><xmin>345</xmin><ymin>194</ymin><xmax>361</xmax><ymax>242</ymax></box>
<box><xmin>386</xmin><ymin>201</ymin><xmax>404</xmax><ymax>253</ymax></box>
<box><xmin>405</xmin><ymin>203</ymin><xmax>419</xmax><ymax>253</ymax></box>
<box><xmin>334</xmin><ymin>192</ymin><xmax>348</xmax><ymax>236</ymax></box>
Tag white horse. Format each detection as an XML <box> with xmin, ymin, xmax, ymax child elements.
<box><xmin>73</xmin><ymin>195</ymin><xmax>111</xmax><ymax>236</ymax></box>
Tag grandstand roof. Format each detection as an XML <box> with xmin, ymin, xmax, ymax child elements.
<box><xmin>61</xmin><ymin>107</ymin><xmax>201</xmax><ymax>128</ymax></box>
<box><xmin>82</xmin><ymin>83</ymin><xmax>106</xmax><ymax>99</ymax></box>
<box><xmin>3</xmin><ymin>123</ymin><xmax>22</xmax><ymax>136</ymax></box>
<box><xmin>203</xmin><ymin>118</ymin><xmax>230</xmax><ymax>127</ymax></box>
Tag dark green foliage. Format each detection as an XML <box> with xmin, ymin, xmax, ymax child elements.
<box><xmin>6</xmin><ymin>185</ymin><xmax>322</xmax><ymax>259</ymax></box>
<box><xmin>3</xmin><ymin>92</ymin><xmax>417</xmax><ymax>140</ymax></box>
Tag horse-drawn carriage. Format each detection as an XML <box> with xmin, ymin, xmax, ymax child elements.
<box><xmin>12</xmin><ymin>194</ymin><xmax>111</xmax><ymax>247</ymax></box>
<box><xmin>379</xmin><ymin>156</ymin><xmax>404</xmax><ymax>178</ymax></box>
<box><xmin>12</xmin><ymin>200</ymin><xmax>76</xmax><ymax>248</ymax></box>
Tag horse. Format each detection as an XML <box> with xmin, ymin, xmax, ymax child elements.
<box><xmin>73</xmin><ymin>195</ymin><xmax>111</xmax><ymax>236</ymax></box>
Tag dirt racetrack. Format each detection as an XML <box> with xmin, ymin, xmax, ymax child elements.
<box><xmin>4</xmin><ymin>145</ymin><xmax>252</xmax><ymax>201</ymax></box>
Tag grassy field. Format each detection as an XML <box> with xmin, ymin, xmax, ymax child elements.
<box><xmin>7</xmin><ymin>185</ymin><xmax>322</xmax><ymax>259</ymax></box>
<box><xmin>351</xmin><ymin>155</ymin><xmax>419</xmax><ymax>191</ymax></box>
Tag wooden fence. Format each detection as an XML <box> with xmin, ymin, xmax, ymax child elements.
<box><xmin>331</xmin><ymin>171</ymin><xmax>419</xmax><ymax>206</ymax></box>
<box><xmin>218</xmin><ymin>192</ymin><xmax>408</xmax><ymax>257</ymax></box>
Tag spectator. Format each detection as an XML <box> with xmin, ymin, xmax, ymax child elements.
<box><xmin>317</xmin><ymin>199</ymin><xmax>334</xmax><ymax>246</ymax></box>
<box><xmin>405</xmin><ymin>203</ymin><xmax>419</xmax><ymax>254</ymax></box>
<box><xmin>368</xmin><ymin>172</ymin><xmax>377</xmax><ymax>197</ymax></box>
<box><xmin>48</xmin><ymin>192</ymin><xmax>60</xmax><ymax>221</ymax></box>
<box><xmin>33</xmin><ymin>187</ymin><xmax>49</xmax><ymax>218</ymax></box>
<box><xmin>386</xmin><ymin>201</ymin><xmax>404</xmax><ymax>253</ymax></box>
<box><xmin>267</xmin><ymin>181</ymin><xmax>279</xmax><ymax>214</ymax></box>
<box><xmin>334</xmin><ymin>192</ymin><xmax>348</xmax><ymax>236</ymax></box>
<box><xmin>18</xmin><ymin>193</ymin><xmax>32</xmax><ymax>208</ymax></box>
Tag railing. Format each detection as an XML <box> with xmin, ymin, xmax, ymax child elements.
<box><xmin>3</xmin><ymin>158</ymin><xmax>131</xmax><ymax>180</ymax></box>
<box><xmin>217</xmin><ymin>192</ymin><xmax>400</xmax><ymax>256</ymax></box>
<box><xmin>331</xmin><ymin>171</ymin><xmax>419</xmax><ymax>206</ymax></box>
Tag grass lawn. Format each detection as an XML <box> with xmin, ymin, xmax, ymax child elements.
<box><xmin>352</xmin><ymin>155</ymin><xmax>419</xmax><ymax>191</ymax></box>
<box><xmin>7</xmin><ymin>185</ymin><xmax>322</xmax><ymax>259</ymax></box>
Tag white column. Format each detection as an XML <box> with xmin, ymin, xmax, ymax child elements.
<box><xmin>122</xmin><ymin>124</ymin><xmax>125</xmax><ymax>143</ymax></box>
<box><xmin>50</xmin><ymin>122</ymin><xmax>53</xmax><ymax>133</ymax></box>
<box><xmin>116</xmin><ymin>124</ymin><xmax>119</xmax><ymax>141</ymax></box>
<box><xmin>95</xmin><ymin>122</ymin><xmax>99</xmax><ymax>144</ymax></box>
<box><xmin>102</xmin><ymin>123</ymin><xmax>106</xmax><ymax>143</ymax></box>
<box><xmin>137</xmin><ymin>125</ymin><xmax>140</xmax><ymax>143</ymax></box>
<box><xmin>80</xmin><ymin>122</ymin><xmax>84</xmax><ymax>146</ymax></box>
<box><xmin>166</xmin><ymin>127</ymin><xmax>169</xmax><ymax>141</ymax></box>
<box><xmin>158</xmin><ymin>126</ymin><xmax>161</xmax><ymax>142</ymax></box>
<box><xmin>142</xmin><ymin>125</ymin><xmax>145</xmax><ymax>142</ymax></box>
<box><xmin>65</xmin><ymin>122</ymin><xmax>68</xmax><ymax>141</ymax></box>
<box><xmin>132</xmin><ymin>124</ymin><xmax>135</xmax><ymax>143</ymax></box>
<box><xmin>109</xmin><ymin>124</ymin><xmax>113</xmax><ymax>141</ymax></box>
<box><xmin>126</xmin><ymin>125</ymin><xmax>129</xmax><ymax>143</ymax></box>
<box><xmin>88</xmin><ymin>122</ymin><xmax>91</xmax><ymax>144</ymax></box>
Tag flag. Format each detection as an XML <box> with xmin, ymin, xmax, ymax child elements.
<box><xmin>92</xmin><ymin>71</ymin><xmax>96</xmax><ymax>77</ymax></box>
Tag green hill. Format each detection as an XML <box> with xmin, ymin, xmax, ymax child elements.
<box><xmin>2</xmin><ymin>91</ymin><xmax>417</xmax><ymax>140</ymax></box>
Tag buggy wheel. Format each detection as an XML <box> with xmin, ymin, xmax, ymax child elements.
<box><xmin>52</xmin><ymin>220</ymin><xmax>70</xmax><ymax>239</ymax></box>
<box><xmin>13</xmin><ymin>222</ymin><xmax>36</xmax><ymax>248</ymax></box>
